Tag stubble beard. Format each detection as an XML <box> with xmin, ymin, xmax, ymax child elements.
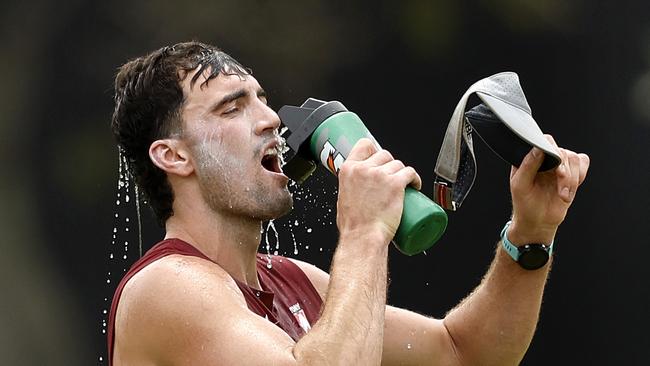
<box><xmin>193</xmin><ymin>142</ymin><xmax>293</xmax><ymax>222</ymax></box>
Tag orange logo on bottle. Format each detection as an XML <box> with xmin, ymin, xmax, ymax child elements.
<box><xmin>319</xmin><ymin>140</ymin><xmax>345</xmax><ymax>175</ymax></box>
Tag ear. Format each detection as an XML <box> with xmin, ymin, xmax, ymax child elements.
<box><xmin>149</xmin><ymin>139</ymin><xmax>194</xmax><ymax>177</ymax></box>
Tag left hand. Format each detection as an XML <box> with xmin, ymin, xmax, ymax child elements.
<box><xmin>508</xmin><ymin>134</ymin><xmax>590</xmax><ymax>244</ymax></box>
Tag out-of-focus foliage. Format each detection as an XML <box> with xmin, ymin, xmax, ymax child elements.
<box><xmin>0</xmin><ymin>1</ymin><xmax>647</xmax><ymax>365</ymax></box>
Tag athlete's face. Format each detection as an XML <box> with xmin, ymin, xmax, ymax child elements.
<box><xmin>179</xmin><ymin>70</ymin><xmax>292</xmax><ymax>220</ymax></box>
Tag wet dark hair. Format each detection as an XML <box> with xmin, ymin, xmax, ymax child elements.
<box><xmin>111</xmin><ymin>41</ymin><xmax>251</xmax><ymax>225</ymax></box>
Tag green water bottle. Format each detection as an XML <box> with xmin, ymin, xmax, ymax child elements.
<box><xmin>279</xmin><ymin>98</ymin><xmax>448</xmax><ymax>256</ymax></box>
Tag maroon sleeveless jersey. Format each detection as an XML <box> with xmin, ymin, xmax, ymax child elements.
<box><xmin>107</xmin><ymin>238</ymin><xmax>323</xmax><ymax>365</ymax></box>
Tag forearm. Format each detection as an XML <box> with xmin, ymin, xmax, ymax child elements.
<box><xmin>293</xmin><ymin>231</ymin><xmax>389</xmax><ymax>365</ymax></box>
<box><xmin>443</xmin><ymin>244</ymin><xmax>551</xmax><ymax>366</ymax></box>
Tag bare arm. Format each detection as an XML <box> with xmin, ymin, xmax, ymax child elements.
<box><xmin>113</xmin><ymin>138</ymin><xmax>421</xmax><ymax>365</ymax></box>
<box><xmin>295</xmin><ymin>136</ymin><xmax>590</xmax><ymax>366</ymax></box>
<box><xmin>443</xmin><ymin>136</ymin><xmax>590</xmax><ymax>365</ymax></box>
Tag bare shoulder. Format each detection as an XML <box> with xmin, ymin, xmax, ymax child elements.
<box><xmin>116</xmin><ymin>254</ymin><xmax>246</xmax><ymax>320</ymax></box>
<box><xmin>113</xmin><ymin>254</ymin><xmax>249</xmax><ymax>364</ymax></box>
<box><xmin>287</xmin><ymin>258</ymin><xmax>330</xmax><ymax>296</ymax></box>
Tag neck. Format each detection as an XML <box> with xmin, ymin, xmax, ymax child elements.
<box><xmin>164</xmin><ymin>198</ymin><xmax>264</xmax><ymax>290</ymax></box>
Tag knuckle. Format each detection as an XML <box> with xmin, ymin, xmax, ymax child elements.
<box><xmin>557</xmin><ymin>164</ymin><xmax>568</xmax><ymax>178</ymax></box>
<box><xmin>405</xmin><ymin>166</ymin><xmax>416</xmax><ymax>175</ymax></box>
<box><xmin>339</xmin><ymin>161</ymin><xmax>355</xmax><ymax>177</ymax></box>
<box><xmin>357</xmin><ymin>137</ymin><xmax>371</xmax><ymax>146</ymax></box>
<box><xmin>377</xmin><ymin>149</ymin><xmax>393</xmax><ymax>161</ymax></box>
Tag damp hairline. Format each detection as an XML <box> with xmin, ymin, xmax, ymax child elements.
<box><xmin>172</xmin><ymin>51</ymin><xmax>252</xmax><ymax>137</ymax></box>
<box><xmin>185</xmin><ymin>50</ymin><xmax>252</xmax><ymax>91</ymax></box>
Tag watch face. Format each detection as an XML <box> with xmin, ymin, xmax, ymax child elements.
<box><xmin>518</xmin><ymin>244</ymin><xmax>550</xmax><ymax>270</ymax></box>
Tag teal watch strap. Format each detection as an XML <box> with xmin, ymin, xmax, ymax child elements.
<box><xmin>500</xmin><ymin>220</ymin><xmax>554</xmax><ymax>262</ymax></box>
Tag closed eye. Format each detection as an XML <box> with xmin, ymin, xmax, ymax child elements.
<box><xmin>222</xmin><ymin>106</ymin><xmax>239</xmax><ymax>115</ymax></box>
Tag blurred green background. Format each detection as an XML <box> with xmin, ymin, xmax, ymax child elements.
<box><xmin>1</xmin><ymin>0</ymin><xmax>648</xmax><ymax>365</ymax></box>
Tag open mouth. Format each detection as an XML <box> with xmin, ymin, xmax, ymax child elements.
<box><xmin>261</xmin><ymin>148</ymin><xmax>282</xmax><ymax>174</ymax></box>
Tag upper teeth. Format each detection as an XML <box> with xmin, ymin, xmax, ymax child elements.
<box><xmin>265</xmin><ymin>147</ymin><xmax>278</xmax><ymax>156</ymax></box>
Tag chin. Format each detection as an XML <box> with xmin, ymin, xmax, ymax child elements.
<box><xmin>249</xmin><ymin>189</ymin><xmax>293</xmax><ymax>221</ymax></box>
<box><xmin>265</xmin><ymin>193</ymin><xmax>294</xmax><ymax>220</ymax></box>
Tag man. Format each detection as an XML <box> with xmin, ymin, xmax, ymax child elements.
<box><xmin>108</xmin><ymin>41</ymin><xmax>590</xmax><ymax>365</ymax></box>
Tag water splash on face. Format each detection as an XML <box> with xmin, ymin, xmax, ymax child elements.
<box><xmin>276</xmin><ymin>127</ymin><xmax>290</xmax><ymax>167</ymax></box>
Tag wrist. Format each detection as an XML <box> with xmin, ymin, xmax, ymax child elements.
<box><xmin>501</xmin><ymin>221</ymin><xmax>554</xmax><ymax>270</ymax></box>
<box><xmin>338</xmin><ymin>227</ymin><xmax>391</xmax><ymax>251</ymax></box>
<box><xmin>507</xmin><ymin>219</ymin><xmax>556</xmax><ymax>245</ymax></box>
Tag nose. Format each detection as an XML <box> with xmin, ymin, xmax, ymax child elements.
<box><xmin>254</xmin><ymin>103</ymin><xmax>281</xmax><ymax>135</ymax></box>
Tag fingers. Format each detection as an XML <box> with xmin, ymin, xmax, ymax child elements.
<box><xmin>561</xmin><ymin>149</ymin><xmax>580</xmax><ymax>202</ymax></box>
<box><xmin>511</xmin><ymin>134</ymin><xmax>590</xmax><ymax>205</ymax></box>
<box><xmin>560</xmin><ymin>149</ymin><xmax>590</xmax><ymax>201</ymax></box>
<box><xmin>347</xmin><ymin>138</ymin><xmax>379</xmax><ymax>161</ymax></box>
<box><xmin>577</xmin><ymin>153</ymin><xmax>590</xmax><ymax>185</ymax></box>
<box><xmin>555</xmin><ymin>146</ymin><xmax>571</xmax><ymax>202</ymax></box>
<box><xmin>366</xmin><ymin>149</ymin><xmax>394</xmax><ymax>167</ymax></box>
<box><xmin>546</xmin><ymin>133</ymin><xmax>589</xmax><ymax>203</ymax></box>
<box><xmin>344</xmin><ymin>139</ymin><xmax>422</xmax><ymax>190</ymax></box>
<box><xmin>367</xmin><ymin>152</ymin><xmax>422</xmax><ymax>190</ymax></box>
<box><xmin>393</xmin><ymin>166</ymin><xmax>422</xmax><ymax>191</ymax></box>
<box><xmin>542</xmin><ymin>135</ymin><xmax>574</xmax><ymax>202</ymax></box>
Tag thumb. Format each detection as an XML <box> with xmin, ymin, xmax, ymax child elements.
<box><xmin>511</xmin><ymin>147</ymin><xmax>545</xmax><ymax>189</ymax></box>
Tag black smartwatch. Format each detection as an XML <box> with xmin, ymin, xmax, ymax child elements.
<box><xmin>500</xmin><ymin>221</ymin><xmax>554</xmax><ymax>270</ymax></box>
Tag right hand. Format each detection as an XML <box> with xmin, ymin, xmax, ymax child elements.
<box><xmin>336</xmin><ymin>138</ymin><xmax>422</xmax><ymax>246</ymax></box>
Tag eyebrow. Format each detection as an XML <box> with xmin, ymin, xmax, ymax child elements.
<box><xmin>209</xmin><ymin>88</ymin><xmax>267</xmax><ymax>113</ymax></box>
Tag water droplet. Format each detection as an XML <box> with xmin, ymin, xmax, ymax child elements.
<box><xmin>114</xmin><ymin>213</ymin><xmax>119</xmax><ymax>218</ymax></box>
<box><xmin>125</xmin><ymin>194</ymin><xmax>130</xmax><ymax>202</ymax></box>
<box><xmin>264</xmin><ymin>220</ymin><xmax>279</xmax><ymax>269</ymax></box>
<box><xmin>407</xmin><ymin>343</ymin><xmax>412</xmax><ymax>350</ymax></box>
<box><xmin>123</xmin><ymin>255</ymin><xmax>127</xmax><ymax>259</ymax></box>
<box><xmin>288</xmin><ymin>228</ymin><xmax>298</xmax><ymax>255</ymax></box>
<box><xmin>294</xmin><ymin>220</ymin><xmax>299</xmax><ymax>226</ymax></box>
<box><xmin>99</xmin><ymin>356</ymin><xmax>103</xmax><ymax>362</ymax></box>
<box><xmin>125</xmin><ymin>217</ymin><xmax>130</xmax><ymax>223</ymax></box>
<box><xmin>106</xmin><ymin>279</ymin><xmax>111</xmax><ymax>284</ymax></box>
<box><xmin>103</xmin><ymin>309</ymin><xmax>107</xmax><ymax>314</ymax></box>
<box><xmin>116</xmin><ymin>200</ymin><xmax>121</xmax><ymax>205</ymax></box>
<box><xmin>113</xmin><ymin>227</ymin><xmax>117</xmax><ymax>233</ymax></box>
<box><xmin>306</xmin><ymin>228</ymin><xmax>312</xmax><ymax>233</ymax></box>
